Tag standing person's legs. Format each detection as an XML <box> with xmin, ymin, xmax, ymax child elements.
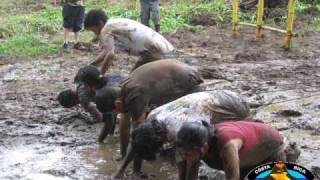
<box><xmin>73</xmin><ymin>6</ymin><xmax>85</xmax><ymax>49</ymax></box>
<box><xmin>150</xmin><ymin>0</ymin><xmax>161</xmax><ymax>32</ymax></box>
<box><xmin>140</xmin><ymin>0</ymin><xmax>150</xmax><ymax>27</ymax></box>
<box><xmin>62</xmin><ymin>5</ymin><xmax>73</xmax><ymax>48</ymax></box>
<box><xmin>63</xmin><ymin>28</ymin><xmax>71</xmax><ymax>48</ymax></box>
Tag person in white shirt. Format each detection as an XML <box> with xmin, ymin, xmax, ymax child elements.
<box><xmin>114</xmin><ymin>90</ymin><xmax>251</xmax><ymax>178</ymax></box>
<box><xmin>84</xmin><ymin>9</ymin><xmax>174</xmax><ymax>74</ymax></box>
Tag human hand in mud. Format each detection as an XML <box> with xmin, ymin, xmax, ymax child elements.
<box><xmin>113</xmin><ymin>170</ymin><xmax>125</xmax><ymax>179</ymax></box>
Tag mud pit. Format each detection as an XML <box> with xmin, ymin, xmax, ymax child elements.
<box><xmin>1</xmin><ymin>26</ymin><xmax>320</xmax><ymax>179</ymax></box>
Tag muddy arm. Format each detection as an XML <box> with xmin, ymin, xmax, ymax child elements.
<box><xmin>177</xmin><ymin>160</ymin><xmax>187</xmax><ymax>180</ymax></box>
<box><xmin>98</xmin><ymin>113</ymin><xmax>115</xmax><ymax>143</ymax></box>
<box><xmin>85</xmin><ymin>103</ymin><xmax>103</xmax><ymax>122</ymax></box>
<box><xmin>114</xmin><ymin>143</ymin><xmax>136</xmax><ymax>178</ymax></box>
<box><xmin>100</xmin><ymin>51</ymin><xmax>115</xmax><ymax>75</ymax></box>
<box><xmin>90</xmin><ymin>49</ymin><xmax>108</xmax><ymax>66</ymax></box>
<box><xmin>185</xmin><ymin>160</ymin><xmax>200</xmax><ymax>180</ymax></box>
<box><xmin>78</xmin><ymin>86</ymin><xmax>102</xmax><ymax>123</ymax></box>
<box><xmin>220</xmin><ymin>139</ymin><xmax>243</xmax><ymax>180</ymax></box>
<box><xmin>119</xmin><ymin>113</ymin><xmax>131</xmax><ymax>157</ymax></box>
<box><xmin>91</xmin><ymin>35</ymin><xmax>115</xmax><ymax>74</ymax></box>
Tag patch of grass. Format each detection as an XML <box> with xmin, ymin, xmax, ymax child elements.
<box><xmin>0</xmin><ymin>34</ymin><xmax>58</xmax><ymax>58</ymax></box>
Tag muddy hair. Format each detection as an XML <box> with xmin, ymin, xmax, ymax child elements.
<box><xmin>75</xmin><ymin>65</ymin><xmax>107</xmax><ymax>89</ymax></box>
<box><xmin>176</xmin><ymin>121</ymin><xmax>210</xmax><ymax>150</ymax></box>
<box><xmin>57</xmin><ymin>89</ymin><xmax>78</xmax><ymax>108</ymax></box>
<box><xmin>84</xmin><ymin>9</ymin><xmax>108</xmax><ymax>29</ymax></box>
<box><xmin>131</xmin><ymin>120</ymin><xmax>165</xmax><ymax>161</ymax></box>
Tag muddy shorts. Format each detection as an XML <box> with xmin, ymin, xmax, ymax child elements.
<box><xmin>132</xmin><ymin>51</ymin><xmax>163</xmax><ymax>71</ymax></box>
<box><xmin>209</xmin><ymin>90</ymin><xmax>251</xmax><ymax>122</ymax></box>
<box><xmin>140</xmin><ymin>0</ymin><xmax>160</xmax><ymax>26</ymax></box>
<box><xmin>122</xmin><ymin>60</ymin><xmax>204</xmax><ymax>121</ymax></box>
<box><xmin>132</xmin><ymin>49</ymin><xmax>186</xmax><ymax>71</ymax></box>
<box><xmin>62</xmin><ymin>4</ymin><xmax>85</xmax><ymax>32</ymax></box>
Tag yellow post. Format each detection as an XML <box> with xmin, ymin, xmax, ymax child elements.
<box><xmin>285</xmin><ymin>0</ymin><xmax>297</xmax><ymax>49</ymax></box>
<box><xmin>232</xmin><ymin>0</ymin><xmax>239</xmax><ymax>34</ymax></box>
<box><xmin>256</xmin><ymin>0</ymin><xmax>264</xmax><ymax>40</ymax></box>
<box><xmin>135</xmin><ymin>0</ymin><xmax>139</xmax><ymax>10</ymax></box>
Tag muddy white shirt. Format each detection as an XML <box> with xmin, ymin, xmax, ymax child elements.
<box><xmin>146</xmin><ymin>91</ymin><xmax>250</xmax><ymax>142</ymax></box>
<box><xmin>100</xmin><ymin>18</ymin><xmax>174</xmax><ymax>56</ymax></box>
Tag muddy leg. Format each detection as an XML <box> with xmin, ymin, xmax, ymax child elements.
<box><xmin>110</xmin><ymin>112</ymin><xmax>117</xmax><ymax>135</ymax></box>
<box><xmin>98</xmin><ymin>113</ymin><xmax>115</xmax><ymax>143</ymax></box>
<box><xmin>133</xmin><ymin>158</ymin><xmax>143</xmax><ymax>174</ymax></box>
<box><xmin>98</xmin><ymin>121</ymin><xmax>111</xmax><ymax>143</ymax></box>
<box><xmin>114</xmin><ymin>143</ymin><xmax>136</xmax><ymax>178</ymax></box>
<box><xmin>177</xmin><ymin>160</ymin><xmax>187</xmax><ymax>180</ymax></box>
<box><xmin>119</xmin><ymin>113</ymin><xmax>131</xmax><ymax>158</ymax></box>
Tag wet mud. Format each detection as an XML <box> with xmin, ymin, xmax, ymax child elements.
<box><xmin>1</xmin><ymin>26</ymin><xmax>320</xmax><ymax>179</ymax></box>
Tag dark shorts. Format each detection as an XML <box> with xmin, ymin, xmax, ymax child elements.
<box><xmin>62</xmin><ymin>5</ymin><xmax>85</xmax><ymax>32</ymax></box>
<box><xmin>122</xmin><ymin>60</ymin><xmax>204</xmax><ymax>121</ymax></box>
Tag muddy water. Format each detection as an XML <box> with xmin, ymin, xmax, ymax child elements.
<box><xmin>1</xmin><ymin>26</ymin><xmax>320</xmax><ymax>179</ymax></box>
<box><xmin>0</xmin><ymin>136</ymin><xmax>177</xmax><ymax>179</ymax></box>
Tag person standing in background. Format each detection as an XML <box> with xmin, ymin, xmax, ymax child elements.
<box><xmin>62</xmin><ymin>0</ymin><xmax>85</xmax><ymax>49</ymax></box>
<box><xmin>52</xmin><ymin>0</ymin><xmax>60</xmax><ymax>6</ymax></box>
<box><xmin>140</xmin><ymin>0</ymin><xmax>161</xmax><ymax>32</ymax></box>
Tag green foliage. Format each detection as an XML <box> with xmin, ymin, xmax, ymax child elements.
<box><xmin>0</xmin><ymin>34</ymin><xmax>58</xmax><ymax>57</ymax></box>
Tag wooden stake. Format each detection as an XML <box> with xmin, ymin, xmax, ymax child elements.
<box><xmin>256</xmin><ymin>0</ymin><xmax>264</xmax><ymax>40</ymax></box>
<box><xmin>232</xmin><ymin>0</ymin><xmax>239</xmax><ymax>34</ymax></box>
<box><xmin>285</xmin><ymin>0</ymin><xmax>297</xmax><ymax>49</ymax></box>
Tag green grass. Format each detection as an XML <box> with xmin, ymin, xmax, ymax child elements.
<box><xmin>0</xmin><ymin>0</ymin><xmax>319</xmax><ymax>59</ymax></box>
<box><xmin>0</xmin><ymin>34</ymin><xmax>58</xmax><ymax>57</ymax></box>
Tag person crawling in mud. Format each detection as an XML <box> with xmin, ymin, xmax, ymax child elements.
<box><xmin>174</xmin><ymin>121</ymin><xmax>300</xmax><ymax>180</ymax></box>
<box><xmin>83</xmin><ymin>9</ymin><xmax>175</xmax><ymax>74</ymax></box>
<box><xmin>114</xmin><ymin>90</ymin><xmax>251</xmax><ymax>178</ymax></box>
<box><xmin>57</xmin><ymin>72</ymin><xmax>126</xmax><ymax>142</ymax></box>
<box><xmin>76</xmin><ymin>59</ymin><xmax>203</xmax><ymax>158</ymax></box>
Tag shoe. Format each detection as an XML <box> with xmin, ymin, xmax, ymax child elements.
<box><xmin>155</xmin><ymin>24</ymin><xmax>160</xmax><ymax>32</ymax></box>
<box><xmin>63</xmin><ymin>42</ymin><xmax>68</xmax><ymax>49</ymax></box>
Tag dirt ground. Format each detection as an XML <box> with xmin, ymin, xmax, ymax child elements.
<box><xmin>1</xmin><ymin>25</ymin><xmax>320</xmax><ymax>180</ymax></box>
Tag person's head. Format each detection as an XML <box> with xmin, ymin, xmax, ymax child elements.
<box><xmin>75</xmin><ymin>65</ymin><xmax>107</xmax><ymax>92</ymax></box>
<box><xmin>57</xmin><ymin>89</ymin><xmax>79</xmax><ymax>108</ymax></box>
<box><xmin>176</xmin><ymin>121</ymin><xmax>210</xmax><ymax>162</ymax></box>
<box><xmin>84</xmin><ymin>9</ymin><xmax>108</xmax><ymax>36</ymax></box>
<box><xmin>131</xmin><ymin>121</ymin><xmax>165</xmax><ymax>161</ymax></box>
<box><xmin>95</xmin><ymin>86</ymin><xmax>122</xmax><ymax>113</ymax></box>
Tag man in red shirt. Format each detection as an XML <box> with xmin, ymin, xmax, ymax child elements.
<box><xmin>175</xmin><ymin>121</ymin><xmax>301</xmax><ymax>180</ymax></box>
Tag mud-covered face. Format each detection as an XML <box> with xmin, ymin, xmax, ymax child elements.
<box><xmin>176</xmin><ymin>147</ymin><xmax>202</xmax><ymax>162</ymax></box>
<box><xmin>87</xmin><ymin>21</ymin><xmax>104</xmax><ymax>36</ymax></box>
<box><xmin>88</xmin><ymin>26</ymin><xmax>101</xmax><ymax>36</ymax></box>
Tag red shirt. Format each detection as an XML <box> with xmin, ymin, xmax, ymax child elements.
<box><xmin>215</xmin><ymin>121</ymin><xmax>283</xmax><ymax>159</ymax></box>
